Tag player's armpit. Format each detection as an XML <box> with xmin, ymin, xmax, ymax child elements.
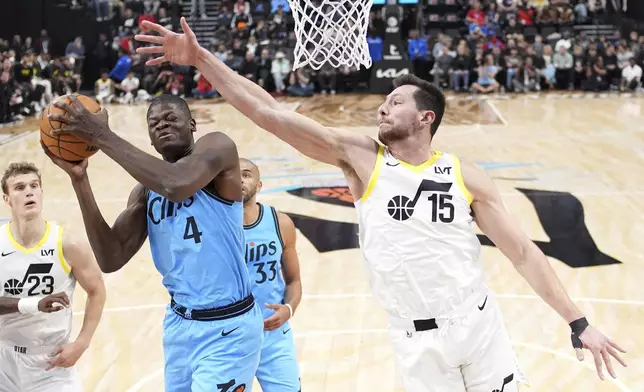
<box><xmin>255</xmin><ymin>107</ymin><xmax>378</xmax><ymax>170</ymax></box>
<box><xmin>462</xmin><ymin>161</ymin><xmax>584</xmax><ymax>324</ymax></box>
<box><xmin>62</xmin><ymin>232</ymin><xmax>106</xmax><ymax>348</ymax></box>
<box><xmin>277</xmin><ymin>212</ymin><xmax>302</xmax><ymax>314</ymax></box>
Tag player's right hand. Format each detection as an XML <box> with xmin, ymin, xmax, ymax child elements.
<box><xmin>40</xmin><ymin>140</ymin><xmax>88</xmax><ymax>181</ymax></box>
<box><xmin>38</xmin><ymin>292</ymin><xmax>71</xmax><ymax>313</ymax></box>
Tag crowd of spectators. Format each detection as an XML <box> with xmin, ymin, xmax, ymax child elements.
<box><xmin>0</xmin><ymin>0</ymin><xmax>642</xmax><ymax>126</ymax></box>
<box><xmin>413</xmin><ymin>0</ymin><xmax>643</xmax><ymax>94</ymax></box>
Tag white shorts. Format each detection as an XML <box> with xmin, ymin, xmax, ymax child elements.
<box><xmin>388</xmin><ymin>287</ymin><xmax>529</xmax><ymax>392</ymax></box>
<box><xmin>0</xmin><ymin>343</ymin><xmax>81</xmax><ymax>392</ymax></box>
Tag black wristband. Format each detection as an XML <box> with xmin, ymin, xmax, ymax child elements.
<box><xmin>569</xmin><ymin>317</ymin><xmax>589</xmax><ymax>349</ymax></box>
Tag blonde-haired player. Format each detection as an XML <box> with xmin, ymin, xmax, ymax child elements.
<box><xmin>0</xmin><ymin>162</ymin><xmax>106</xmax><ymax>392</ymax></box>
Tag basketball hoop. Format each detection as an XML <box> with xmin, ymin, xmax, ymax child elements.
<box><xmin>287</xmin><ymin>0</ymin><xmax>374</xmax><ymax>70</ymax></box>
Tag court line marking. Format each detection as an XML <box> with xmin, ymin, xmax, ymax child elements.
<box><xmin>0</xmin><ymin>130</ymin><xmax>37</xmax><ymax>148</ymax></box>
<box><xmin>486</xmin><ymin>100</ymin><xmax>508</xmax><ymax>126</ymax></box>
<box><xmin>73</xmin><ymin>293</ymin><xmax>644</xmax><ymax>317</ymax></box>
<box><xmin>125</xmin><ymin>330</ymin><xmax>632</xmax><ymax>392</ymax></box>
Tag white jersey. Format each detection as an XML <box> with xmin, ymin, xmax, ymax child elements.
<box><xmin>0</xmin><ymin>221</ymin><xmax>76</xmax><ymax>347</ymax></box>
<box><xmin>355</xmin><ymin>145</ymin><xmax>484</xmax><ymax>320</ymax></box>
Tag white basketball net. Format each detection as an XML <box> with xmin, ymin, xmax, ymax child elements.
<box><xmin>287</xmin><ymin>0</ymin><xmax>373</xmax><ymax>70</ymax></box>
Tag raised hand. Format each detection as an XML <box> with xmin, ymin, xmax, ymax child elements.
<box><xmin>134</xmin><ymin>17</ymin><xmax>201</xmax><ymax>67</ymax></box>
<box><xmin>46</xmin><ymin>95</ymin><xmax>110</xmax><ymax>145</ymax></box>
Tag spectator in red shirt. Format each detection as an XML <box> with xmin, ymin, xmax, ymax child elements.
<box><xmin>138</xmin><ymin>12</ymin><xmax>158</xmax><ymax>31</ymax></box>
<box><xmin>466</xmin><ymin>1</ymin><xmax>485</xmax><ymax>26</ymax></box>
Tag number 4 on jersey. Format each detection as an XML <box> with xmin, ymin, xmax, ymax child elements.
<box><xmin>183</xmin><ymin>216</ymin><xmax>202</xmax><ymax>244</ymax></box>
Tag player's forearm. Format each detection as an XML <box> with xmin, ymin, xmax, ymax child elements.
<box><xmin>195</xmin><ymin>47</ymin><xmax>280</xmax><ymax>119</ymax></box>
<box><xmin>514</xmin><ymin>244</ymin><xmax>584</xmax><ymax>324</ymax></box>
<box><xmin>284</xmin><ymin>279</ymin><xmax>302</xmax><ymax>314</ymax></box>
<box><xmin>74</xmin><ymin>286</ymin><xmax>105</xmax><ymax>348</ymax></box>
<box><xmin>71</xmin><ymin>177</ymin><xmax>127</xmax><ymax>272</ymax></box>
<box><xmin>0</xmin><ymin>298</ymin><xmax>20</xmax><ymax>315</ymax></box>
<box><xmin>94</xmin><ymin>132</ymin><xmax>187</xmax><ymax>201</ymax></box>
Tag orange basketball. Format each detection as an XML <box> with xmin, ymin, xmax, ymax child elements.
<box><xmin>40</xmin><ymin>94</ymin><xmax>101</xmax><ymax>162</ymax></box>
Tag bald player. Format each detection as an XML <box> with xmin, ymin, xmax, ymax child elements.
<box><xmin>240</xmin><ymin>158</ymin><xmax>302</xmax><ymax>392</ymax></box>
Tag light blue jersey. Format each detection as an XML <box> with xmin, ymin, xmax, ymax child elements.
<box><xmin>244</xmin><ymin>203</ymin><xmax>286</xmax><ymax>317</ymax></box>
<box><xmin>244</xmin><ymin>203</ymin><xmax>301</xmax><ymax>392</ymax></box>
<box><xmin>146</xmin><ymin>188</ymin><xmax>252</xmax><ymax>309</ymax></box>
<box><xmin>146</xmin><ymin>187</ymin><xmax>263</xmax><ymax>392</ymax></box>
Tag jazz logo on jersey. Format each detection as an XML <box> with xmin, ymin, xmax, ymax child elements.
<box><xmin>388</xmin><ymin>179</ymin><xmax>453</xmax><ymax>222</ymax></box>
<box><xmin>2</xmin><ymin>263</ymin><xmax>54</xmax><ymax>297</ymax></box>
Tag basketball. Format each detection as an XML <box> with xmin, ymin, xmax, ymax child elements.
<box><xmin>40</xmin><ymin>94</ymin><xmax>101</xmax><ymax>162</ymax></box>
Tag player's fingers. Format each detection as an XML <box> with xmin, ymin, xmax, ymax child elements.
<box><xmin>265</xmin><ymin>303</ymin><xmax>279</xmax><ymax>310</ymax></box>
<box><xmin>602</xmin><ymin>349</ymin><xmax>617</xmax><ymax>379</ymax></box>
<box><xmin>180</xmin><ymin>17</ymin><xmax>197</xmax><ymax>40</ymax></box>
<box><xmin>51</xmin><ymin>127</ymin><xmax>80</xmax><ymax>137</ymax></box>
<box><xmin>146</xmin><ymin>55</ymin><xmax>167</xmax><ymax>66</ymax></box>
<box><xmin>57</xmin><ymin>292</ymin><xmax>71</xmax><ymax>306</ymax></box>
<box><xmin>139</xmin><ymin>21</ymin><xmax>171</xmax><ymax>36</ymax></box>
<box><xmin>592</xmin><ymin>350</ymin><xmax>605</xmax><ymax>380</ymax></box>
<box><xmin>47</xmin><ymin>113</ymin><xmax>73</xmax><ymax>124</ymax></box>
<box><xmin>68</xmin><ymin>95</ymin><xmax>85</xmax><ymax>112</ymax></box>
<box><xmin>52</xmin><ymin>100</ymin><xmax>77</xmax><ymax>115</ymax></box>
<box><xmin>134</xmin><ymin>34</ymin><xmax>165</xmax><ymax>45</ymax></box>
<box><xmin>575</xmin><ymin>348</ymin><xmax>584</xmax><ymax>361</ymax></box>
<box><xmin>608</xmin><ymin>339</ymin><xmax>627</xmax><ymax>353</ymax></box>
<box><xmin>607</xmin><ymin>346</ymin><xmax>627</xmax><ymax>367</ymax></box>
<box><xmin>136</xmin><ymin>46</ymin><xmax>165</xmax><ymax>55</ymax></box>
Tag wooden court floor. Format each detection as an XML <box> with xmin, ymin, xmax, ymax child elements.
<box><xmin>1</xmin><ymin>93</ymin><xmax>643</xmax><ymax>392</ymax></box>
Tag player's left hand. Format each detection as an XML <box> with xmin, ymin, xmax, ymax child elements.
<box><xmin>263</xmin><ymin>303</ymin><xmax>291</xmax><ymax>331</ymax></box>
<box><xmin>575</xmin><ymin>325</ymin><xmax>627</xmax><ymax>380</ymax></box>
<box><xmin>46</xmin><ymin>340</ymin><xmax>88</xmax><ymax>370</ymax></box>
<box><xmin>47</xmin><ymin>95</ymin><xmax>110</xmax><ymax>144</ymax></box>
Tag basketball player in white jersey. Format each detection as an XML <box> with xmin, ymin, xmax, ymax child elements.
<box><xmin>132</xmin><ymin>18</ymin><xmax>626</xmax><ymax>390</ymax></box>
<box><xmin>0</xmin><ymin>162</ymin><xmax>106</xmax><ymax>392</ymax></box>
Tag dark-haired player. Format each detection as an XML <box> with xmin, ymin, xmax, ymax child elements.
<box><xmin>135</xmin><ymin>17</ymin><xmax>625</xmax><ymax>391</ymax></box>
<box><xmin>43</xmin><ymin>94</ymin><xmax>263</xmax><ymax>392</ymax></box>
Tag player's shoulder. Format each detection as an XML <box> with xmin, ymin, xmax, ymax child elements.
<box><xmin>195</xmin><ymin>131</ymin><xmax>237</xmax><ymax>151</ymax></box>
<box><xmin>457</xmin><ymin>158</ymin><xmax>499</xmax><ymax>202</ymax></box>
<box><xmin>60</xmin><ymin>228</ymin><xmax>92</xmax><ymax>267</ymax></box>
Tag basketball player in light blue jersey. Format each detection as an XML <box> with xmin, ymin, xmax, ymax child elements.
<box><xmin>43</xmin><ymin>95</ymin><xmax>264</xmax><ymax>392</ymax></box>
<box><xmin>240</xmin><ymin>158</ymin><xmax>302</xmax><ymax>392</ymax></box>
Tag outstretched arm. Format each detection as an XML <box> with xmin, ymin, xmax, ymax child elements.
<box><xmin>462</xmin><ymin>160</ymin><xmax>627</xmax><ymax>380</ymax></box>
<box><xmin>135</xmin><ymin>18</ymin><xmax>377</xmax><ymax>169</ymax></box>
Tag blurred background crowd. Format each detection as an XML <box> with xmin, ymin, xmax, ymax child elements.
<box><xmin>0</xmin><ymin>0</ymin><xmax>642</xmax><ymax>125</ymax></box>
